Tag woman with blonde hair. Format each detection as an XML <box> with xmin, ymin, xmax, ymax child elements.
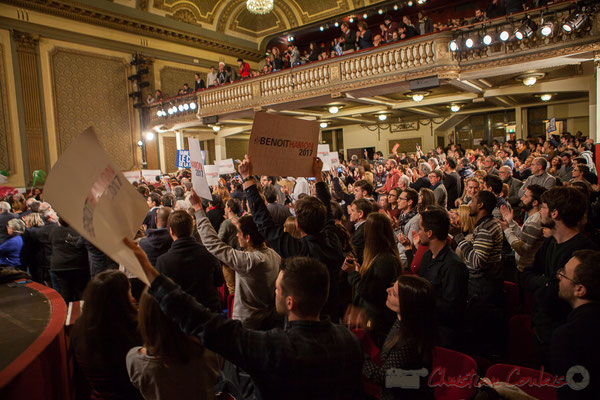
<box><xmin>342</xmin><ymin>213</ymin><xmax>402</xmax><ymax>347</ymax></box>
<box><xmin>456</xmin><ymin>204</ymin><xmax>475</xmax><ymax>236</ymax></box>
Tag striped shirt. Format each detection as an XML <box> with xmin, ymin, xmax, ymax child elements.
<box><xmin>457</xmin><ymin>215</ymin><xmax>504</xmax><ymax>279</ymax></box>
<box><xmin>503</xmin><ymin>211</ymin><xmax>544</xmax><ymax>272</ymax></box>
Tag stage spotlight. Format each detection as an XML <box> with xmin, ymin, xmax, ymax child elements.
<box><xmin>408</xmin><ymin>1</ymin><xmax>414</xmax><ymax>6</ymax></box>
<box><xmin>183</xmin><ymin>103</ymin><xmax>189</xmax><ymax>111</ymax></box>
<box><xmin>540</xmin><ymin>17</ymin><xmax>555</xmax><ymax>37</ymax></box>
<box><xmin>168</xmin><ymin>108</ymin><xmax>174</xmax><ymax>115</ymax></box>
<box><xmin>393</xmin><ymin>4</ymin><xmax>399</xmax><ymax>11</ymax></box>
<box><xmin>515</xmin><ymin>18</ymin><xmax>537</xmax><ymax>40</ymax></box>
<box><xmin>349</xmin><ymin>17</ymin><xmax>354</xmax><ymax>23</ymax></box>
<box><xmin>190</xmin><ymin>102</ymin><xmax>197</xmax><ymax>110</ymax></box>
<box><xmin>562</xmin><ymin>11</ymin><xmax>588</xmax><ymax>33</ymax></box>
<box><xmin>449</xmin><ymin>40</ymin><xmax>459</xmax><ymax>51</ymax></box>
<box><xmin>483</xmin><ymin>33</ymin><xmax>493</xmax><ymax>45</ymax></box>
<box><xmin>156</xmin><ymin>110</ymin><xmax>161</xmax><ymax>117</ymax></box>
<box><xmin>178</xmin><ymin>105</ymin><xmax>184</xmax><ymax>112</ymax></box>
<box><xmin>363</xmin><ymin>13</ymin><xmax>368</xmax><ymax>19</ymax></box>
<box><xmin>334</xmin><ymin>22</ymin><xmax>339</xmax><ymax>27</ymax></box>
<box><xmin>499</xmin><ymin>29</ymin><xmax>510</xmax><ymax>41</ymax></box>
<box><xmin>465</xmin><ymin>37</ymin><xmax>475</xmax><ymax>49</ymax></box>
<box><xmin>378</xmin><ymin>9</ymin><xmax>384</xmax><ymax>15</ymax></box>
<box><xmin>320</xmin><ymin>26</ymin><xmax>324</xmax><ymax>31</ymax></box>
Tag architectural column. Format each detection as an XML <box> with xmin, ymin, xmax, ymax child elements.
<box><xmin>12</xmin><ymin>31</ymin><xmax>47</xmax><ymax>183</ymax></box>
<box><xmin>214</xmin><ymin>135</ymin><xmax>226</xmax><ymax>161</ymax></box>
<box><xmin>590</xmin><ymin>56</ymin><xmax>599</xmax><ymax>143</ymax></box>
<box><xmin>175</xmin><ymin>130</ymin><xmax>184</xmax><ymax>149</ymax></box>
<box><xmin>521</xmin><ymin>108</ymin><xmax>528</xmax><ymax>139</ymax></box>
<box><xmin>515</xmin><ymin>106</ymin><xmax>522</xmax><ymax>139</ymax></box>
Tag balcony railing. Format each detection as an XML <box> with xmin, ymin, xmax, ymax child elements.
<box><xmin>145</xmin><ymin>1</ymin><xmax>599</xmax><ymax>129</ymax></box>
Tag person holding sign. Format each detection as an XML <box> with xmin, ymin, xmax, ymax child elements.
<box><xmin>239</xmin><ymin>155</ymin><xmax>346</xmax><ymax>321</ymax></box>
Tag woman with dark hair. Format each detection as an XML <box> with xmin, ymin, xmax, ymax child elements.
<box><xmin>127</xmin><ymin>290</ymin><xmax>221</xmax><ymax>400</ymax></box>
<box><xmin>307</xmin><ymin>42</ymin><xmax>320</xmax><ymax>62</ymax></box>
<box><xmin>356</xmin><ymin>21</ymin><xmax>373</xmax><ymax>49</ymax></box>
<box><xmin>70</xmin><ymin>270</ymin><xmax>142</xmax><ymax>400</ymax></box>
<box><xmin>381</xmin><ymin>187</ymin><xmax>401</xmax><ymax>222</ymax></box>
<box><xmin>342</xmin><ymin>213</ymin><xmax>402</xmax><ymax>347</ymax></box>
<box><xmin>363</xmin><ymin>275</ymin><xmax>435</xmax><ymax>400</ymax></box>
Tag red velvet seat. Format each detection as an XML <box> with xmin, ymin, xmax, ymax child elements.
<box><xmin>431</xmin><ymin>346</ymin><xmax>478</xmax><ymax>400</ymax></box>
<box><xmin>508</xmin><ymin>314</ymin><xmax>536</xmax><ymax>367</ymax></box>
<box><xmin>486</xmin><ymin>363</ymin><xmax>558</xmax><ymax>400</ymax></box>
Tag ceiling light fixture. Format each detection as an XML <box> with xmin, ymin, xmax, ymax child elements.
<box><xmin>417</xmin><ymin>0</ymin><xmax>427</xmax><ymax>4</ymax></box>
<box><xmin>349</xmin><ymin>16</ymin><xmax>354</xmax><ymax>23</ymax></box>
<box><xmin>320</xmin><ymin>122</ymin><xmax>328</xmax><ymax>129</ymax></box>
<box><xmin>407</xmin><ymin>1</ymin><xmax>414</xmax><ymax>6</ymax></box>
<box><xmin>328</xmin><ymin>106</ymin><xmax>340</xmax><ymax>114</ymax></box>
<box><xmin>363</xmin><ymin>13</ymin><xmax>368</xmax><ymax>19</ymax></box>
<box><xmin>378</xmin><ymin>9</ymin><xmax>384</xmax><ymax>15</ymax></box>
<box><xmin>406</xmin><ymin>91</ymin><xmax>430</xmax><ymax>102</ymax></box>
<box><xmin>518</xmin><ymin>73</ymin><xmax>544</xmax><ymax>87</ymax></box>
<box><xmin>393</xmin><ymin>4</ymin><xmax>399</xmax><ymax>11</ymax></box>
<box><xmin>540</xmin><ymin>94</ymin><xmax>552</xmax><ymax>102</ymax></box>
<box><xmin>137</xmin><ymin>140</ymin><xmax>143</xmax><ymax>147</ymax></box>
<box><xmin>334</xmin><ymin>22</ymin><xmax>339</xmax><ymax>27</ymax></box>
<box><xmin>378</xmin><ymin>114</ymin><xmax>388</xmax><ymax>121</ymax></box>
<box><xmin>320</xmin><ymin>25</ymin><xmax>324</xmax><ymax>31</ymax></box>
<box><xmin>246</xmin><ymin>0</ymin><xmax>273</xmax><ymax>15</ymax></box>
<box><xmin>212</xmin><ymin>125</ymin><xmax>221</xmax><ymax>132</ymax></box>
<box><xmin>145</xmin><ymin>131</ymin><xmax>155</xmax><ymax>141</ymax></box>
<box><xmin>450</xmin><ymin>104</ymin><xmax>461</xmax><ymax>112</ymax></box>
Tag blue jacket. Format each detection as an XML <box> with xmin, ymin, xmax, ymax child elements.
<box><xmin>0</xmin><ymin>235</ymin><xmax>23</xmax><ymax>266</ymax></box>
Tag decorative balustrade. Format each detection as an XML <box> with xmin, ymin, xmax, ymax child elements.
<box><xmin>144</xmin><ymin>13</ymin><xmax>600</xmax><ymax>130</ymax></box>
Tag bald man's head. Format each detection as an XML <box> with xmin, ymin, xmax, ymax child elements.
<box><xmin>156</xmin><ymin>206</ymin><xmax>172</xmax><ymax>228</ymax></box>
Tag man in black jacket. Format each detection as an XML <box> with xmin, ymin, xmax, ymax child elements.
<box><xmin>240</xmin><ymin>155</ymin><xmax>346</xmax><ymax>320</ymax></box>
<box><xmin>549</xmin><ymin>250</ymin><xmax>600</xmax><ymax>400</ymax></box>
<box><xmin>142</xmin><ymin>192</ymin><xmax>161</xmax><ymax>231</ymax></box>
<box><xmin>349</xmin><ymin>198</ymin><xmax>372</xmax><ymax>264</ymax></box>
<box><xmin>139</xmin><ymin>206</ymin><xmax>172</xmax><ymax>266</ymax></box>
<box><xmin>155</xmin><ymin>210</ymin><xmax>223</xmax><ymax>312</ymax></box>
<box><xmin>340</xmin><ymin>22</ymin><xmax>356</xmax><ymax>52</ymax></box>
<box><xmin>418</xmin><ymin>208</ymin><xmax>468</xmax><ymax>348</ymax></box>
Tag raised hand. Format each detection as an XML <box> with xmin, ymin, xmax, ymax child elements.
<box><xmin>238</xmin><ymin>154</ymin><xmax>253</xmax><ymax>179</ymax></box>
<box><xmin>312</xmin><ymin>157</ymin><xmax>324</xmax><ymax>182</ymax></box>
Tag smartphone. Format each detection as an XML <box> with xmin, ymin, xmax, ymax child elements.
<box><xmin>338</xmin><ymin>167</ymin><xmax>343</xmax><ymax>173</ymax></box>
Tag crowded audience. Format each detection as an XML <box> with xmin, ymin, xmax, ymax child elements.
<box><xmin>2</xmin><ymin>128</ymin><xmax>599</xmax><ymax>399</ymax></box>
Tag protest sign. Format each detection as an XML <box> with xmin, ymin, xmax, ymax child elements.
<box><xmin>317</xmin><ymin>144</ymin><xmax>330</xmax><ymax>159</ymax></box>
<box><xmin>188</xmin><ymin>137</ymin><xmax>213</xmax><ymax>200</ymax></box>
<box><xmin>392</xmin><ymin>142</ymin><xmax>400</xmax><ymax>153</ymax></box>
<box><xmin>205</xmin><ymin>165</ymin><xmax>220</xmax><ymax>186</ymax></box>
<box><xmin>321</xmin><ymin>151</ymin><xmax>341</xmax><ymax>171</ymax></box>
<box><xmin>217</xmin><ymin>158</ymin><xmax>236</xmax><ymax>175</ymax></box>
<box><xmin>177</xmin><ymin>150</ymin><xmax>191</xmax><ymax>168</ymax></box>
<box><xmin>44</xmin><ymin>127</ymin><xmax>150</xmax><ymax>285</ymax></box>
<box><xmin>141</xmin><ymin>169</ymin><xmax>161</xmax><ymax>182</ymax></box>
<box><xmin>248</xmin><ymin>112</ymin><xmax>319</xmax><ymax>177</ymax></box>
<box><xmin>123</xmin><ymin>170</ymin><xmax>141</xmax><ymax>184</ymax></box>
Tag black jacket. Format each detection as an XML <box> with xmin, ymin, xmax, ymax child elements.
<box><xmin>207</xmin><ymin>207</ymin><xmax>225</xmax><ymax>233</ymax></box>
<box><xmin>0</xmin><ymin>212</ymin><xmax>17</xmax><ymax>244</ymax></box>
<box><xmin>49</xmin><ymin>226</ymin><xmax>88</xmax><ymax>271</ymax></box>
<box><xmin>139</xmin><ymin>228</ymin><xmax>172</xmax><ymax>266</ymax></box>
<box><xmin>246</xmin><ymin>181</ymin><xmax>345</xmax><ymax>319</ymax></box>
<box><xmin>142</xmin><ymin>208</ymin><xmax>159</xmax><ymax>230</ymax></box>
<box><xmin>443</xmin><ymin>171</ymin><xmax>461</xmax><ymax>210</ymax></box>
<box><xmin>351</xmin><ymin>222</ymin><xmax>366</xmax><ymax>265</ymax></box>
<box><xmin>549</xmin><ymin>302</ymin><xmax>600</xmax><ymax>400</ymax></box>
<box><xmin>342</xmin><ymin>29</ymin><xmax>356</xmax><ymax>51</ymax></box>
<box><xmin>155</xmin><ymin>236</ymin><xmax>223</xmax><ymax>312</ymax></box>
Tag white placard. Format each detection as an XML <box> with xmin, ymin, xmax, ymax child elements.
<box><xmin>188</xmin><ymin>137</ymin><xmax>213</xmax><ymax>200</ymax></box>
<box><xmin>321</xmin><ymin>151</ymin><xmax>341</xmax><ymax>170</ymax></box>
<box><xmin>44</xmin><ymin>127</ymin><xmax>150</xmax><ymax>285</ymax></box>
<box><xmin>317</xmin><ymin>144</ymin><xmax>330</xmax><ymax>160</ymax></box>
<box><xmin>141</xmin><ymin>169</ymin><xmax>162</xmax><ymax>182</ymax></box>
<box><xmin>205</xmin><ymin>165</ymin><xmax>220</xmax><ymax>186</ymax></box>
<box><xmin>217</xmin><ymin>158</ymin><xmax>236</xmax><ymax>175</ymax></box>
<box><xmin>123</xmin><ymin>171</ymin><xmax>141</xmax><ymax>184</ymax></box>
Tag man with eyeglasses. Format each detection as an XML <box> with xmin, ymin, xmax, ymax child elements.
<box><xmin>520</xmin><ymin>187</ymin><xmax>598</xmax><ymax>363</ymax></box>
<box><xmin>498</xmin><ymin>166</ymin><xmax>522</xmax><ymax>211</ymax></box>
<box><xmin>549</xmin><ymin>250</ymin><xmax>600</xmax><ymax>400</ymax></box>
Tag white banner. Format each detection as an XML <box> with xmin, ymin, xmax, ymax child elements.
<box><xmin>188</xmin><ymin>138</ymin><xmax>213</xmax><ymax>200</ymax></box>
<box><xmin>217</xmin><ymin>158</ymin><xmax>236</xmax><ymax>175</ymax></box>
<box><xmin>44</xmin><ymin>127</ymin><xmax>150</xmax><ymax>285</ymax></box>
<box><xmin>141</xmin><ymin>169</ymin><xmax>162</xmax><ymax>182</ymax></box>
<box><xmin>122</xmin><ymin>171</ymin><xmax>141</xmax><ymax>184</ymax></box>
<box><xmin>205</xmin><ymin>165</ymin><xmax>220</xmax><ymax>186</ymax></box>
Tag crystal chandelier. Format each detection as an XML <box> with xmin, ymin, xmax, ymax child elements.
<box><xmin>246</xmin><ymin>0</ymin><xmax>273</xmax><ymax>15</ymax></box>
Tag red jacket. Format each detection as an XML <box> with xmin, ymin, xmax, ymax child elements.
<box><xmin>239</xmin><ymin>62</ymin><xmax>251</xmax><ymax>78</ymax></box>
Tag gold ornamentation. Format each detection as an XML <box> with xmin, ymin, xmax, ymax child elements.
<box><xmin>50</xmin><ymin>48</ymin><xmax>136</xmax><ymax>170</ymax></box>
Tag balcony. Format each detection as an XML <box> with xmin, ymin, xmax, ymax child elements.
<box><xmin>144</xmin><ymin>1</ymin><xmax>600</xmax><ymax>132</ymax></box>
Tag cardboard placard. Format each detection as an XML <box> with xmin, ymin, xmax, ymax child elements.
<box><xmin>248</xmin><ymin>112</ymin><xmax>319</xmax><ymax>178</ymax></box>
<box><xmin>123</xmin><ymin>171</ymin><xmax>141</xmax><ymax>184</ymax></box>
<box><xmin>392</xmin><ymin>143</ymin><xmax>400</xmax><ymax>153</ymax></box>
<box><xmin>177</xmin><ymin>150</ymin><xmax>191</xmax><ymax>168</ymax></box>
<box><xmin>188</xmin><ymin>138</ymin><xmax>213</xmax><ymax>200</ymax></box>
<box><xmin>217</xmin><ymin>158</ymin><xmax>236</xmax><ymax>175</ymax></box>
<box><xmin>43</xmin><ymin>127</ymin><xmax>150</xmax><ymax>285</ymax></box>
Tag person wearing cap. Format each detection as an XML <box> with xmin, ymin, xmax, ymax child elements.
<box><xmin>237</xmin><ymin>58</ymin><xmax>251</xmax><ymax>79</ymax></box>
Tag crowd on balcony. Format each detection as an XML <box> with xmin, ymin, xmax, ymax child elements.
<box><xmin>2</xmin><ymin>127</ymin><xmax>599</xmax><ymax>399</ymax></box>
<box><xmin>147</xmin><ymin>0</ymin><xmax>546</xmax><ymax>106</ymax></box>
